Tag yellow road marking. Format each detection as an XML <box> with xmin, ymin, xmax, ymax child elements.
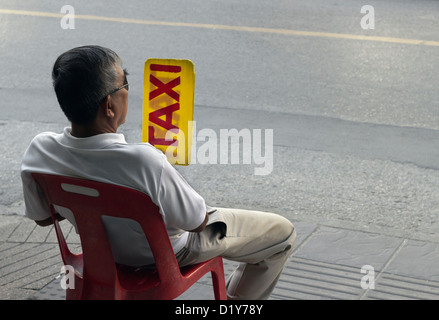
<box><xmin>1</xmin><ymin>8</ymin><xmax>439</xmax><ymax>47</ymax></box>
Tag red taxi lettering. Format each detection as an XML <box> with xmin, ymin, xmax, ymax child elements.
<box><xmin>148</xmin><ymin>64</ymin><xmax>181</xmax><ymax>147</ymax></box>
<box><xmin>149</xmin><ymin>75</ymin><xmax>180</xmax><ymax>101</ymax></box>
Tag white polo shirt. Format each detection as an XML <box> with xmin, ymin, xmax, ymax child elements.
<box><xmin>20</xmin><ymin>127</ymin><xmax>206</xmax><ymax>267</ymax></box>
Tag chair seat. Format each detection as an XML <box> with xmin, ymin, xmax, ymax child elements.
<box><xmin>115</xmin><ymin>256</ymin><xmax>224</xmax><ymax>299</ymax></box>
<box><xmin>116</xmin><ymin>264</ymin><xmax>161</xmax><ymax>290</ymax></box>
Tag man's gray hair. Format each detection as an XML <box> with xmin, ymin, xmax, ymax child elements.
<box><xmin>52</xmin><ymin>45</ymin><xmax>123</xmax><ymax>125</ymax></box>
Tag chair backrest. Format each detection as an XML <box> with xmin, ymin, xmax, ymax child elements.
<box><xmin>31</xmin><ymin>173</ymin><xmax>182</xmax><ymax>290</ymax></box>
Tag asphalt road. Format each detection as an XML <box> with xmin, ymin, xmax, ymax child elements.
<box><xmin>1</xmin><ymin>0</ymin><xmax>439</xmax><ymax>243</ymax></box>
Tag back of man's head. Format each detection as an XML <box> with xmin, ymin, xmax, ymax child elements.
<box><xmin>52</xmin><ymin>45</ymin><xmax>121</xmax><ymax>125</ymax></box>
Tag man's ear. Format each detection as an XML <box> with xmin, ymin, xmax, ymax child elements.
<box><xmin>100</xmin><ymin>96</ymin><xmax>115</xmax><ymax>119</ymax></box>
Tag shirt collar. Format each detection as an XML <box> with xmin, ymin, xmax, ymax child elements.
<box><xmin>60</xmin><ymin>127</ymin><xmax>127</xmax><ymax>149</ymax></box>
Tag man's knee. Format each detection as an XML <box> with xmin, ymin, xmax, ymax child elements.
<box><xmin>270</xmin><ymin>214</ymin><xmax>295</xmax><ymax>244</ymax></box>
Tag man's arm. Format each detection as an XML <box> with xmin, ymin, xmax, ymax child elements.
<box><xmin>35</xmin><ymin>214</ymin><xmax>65</xmax><ymax>227</ymax></box>
<box><xmin>188</xmin><ymin>212</ymin><xmax>209</xmax><ymax>233</ymax></box>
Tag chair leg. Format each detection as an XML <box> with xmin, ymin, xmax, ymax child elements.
<box><xmin>211</xmin><ymin>270</ymin><xmax>227</xmax><ymax>300</ymax></box>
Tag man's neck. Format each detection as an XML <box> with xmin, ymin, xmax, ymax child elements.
<box><xmin>70</xmin><ymin>123</ymin><xmax>115</xmax><ymax>138</ymax></box>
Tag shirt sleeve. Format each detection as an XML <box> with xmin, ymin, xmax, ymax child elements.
<box><xmin>20</xmin><ymin>133</ymin><xmax>54</xmax><ymax>222</ymax></box>
<box><xmin>20</xmin><ymin>170</ymin><xmax>51</xmax><ymax>222</ymax></box>
<box><xmin>155</xmin><ymin>157</ymin><xmax>206</xmax><ymax>231</ymax></box>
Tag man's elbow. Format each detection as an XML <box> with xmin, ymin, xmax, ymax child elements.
<box><xmin>34</xmin><ymin>214</ymin><xmax>65</xmax><ymax>227</ymax></box>
<box><xmin>35</xmin><ymin>217</ymin><xmax>54</xmax><ymax>227</ymax></box>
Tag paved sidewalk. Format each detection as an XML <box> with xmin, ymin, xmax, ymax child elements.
<box><xmin>1</xmin><ymin>214</ymin><xmax>438</xmax><ymax>300</ymax></box>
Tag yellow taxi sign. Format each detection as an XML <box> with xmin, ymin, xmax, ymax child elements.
<box><xmin>142</xmin><ymin>59</ymin><xmax>195</xmax><ymax>165</ymax></box>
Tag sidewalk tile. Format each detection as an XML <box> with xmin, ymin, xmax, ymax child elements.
<box><xmin>293</xmin><ymin>226</ymin><xmax>404</xmax><ymax>270</ymax></box>
<box><xmin>384</xmin><ymin>240</ymin><xmax>439</xmax><ymax>281</ymax></box>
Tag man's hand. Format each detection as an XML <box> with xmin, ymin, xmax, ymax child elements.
<box><xmin>189</xmin><ymin>212</ymin><xmax>209</xmax><ymax>233</ymax></box>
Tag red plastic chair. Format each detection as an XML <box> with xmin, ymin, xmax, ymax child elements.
<box><xmin>31</xmin><ymin>173</ymin><xmax>227</xmax><ymax>300</ymax></box>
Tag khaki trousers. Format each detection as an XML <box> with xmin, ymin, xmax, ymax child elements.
<box><xmin>175</xmin><ymin>207</ymin><xmax>296</xmax><ymax>300</ymax></box>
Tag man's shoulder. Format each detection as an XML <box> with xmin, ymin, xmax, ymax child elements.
<box><xmin>32</xmin><ymin>131</ymin><xmax>60</xmax><ymax>140</ymax></box>
<box><xmin>115</xmin><ymin>141</ymin><xmax>163</xmax><ymax>155</ymax></box>
<box><xmin>113</xmin><ymin>141</ymin><xmax>166</xmax><ymax>166</ymax></box>
<box><xmin>26</xmin><ymin>131</ymin><xmax>61</xmax><ymax>149</ymax></box>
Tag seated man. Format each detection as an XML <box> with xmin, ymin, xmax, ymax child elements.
<box><xmin>20</xmin><ymin>45</ymin><xmax>296</xmax><ymax>300</ymax></box>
